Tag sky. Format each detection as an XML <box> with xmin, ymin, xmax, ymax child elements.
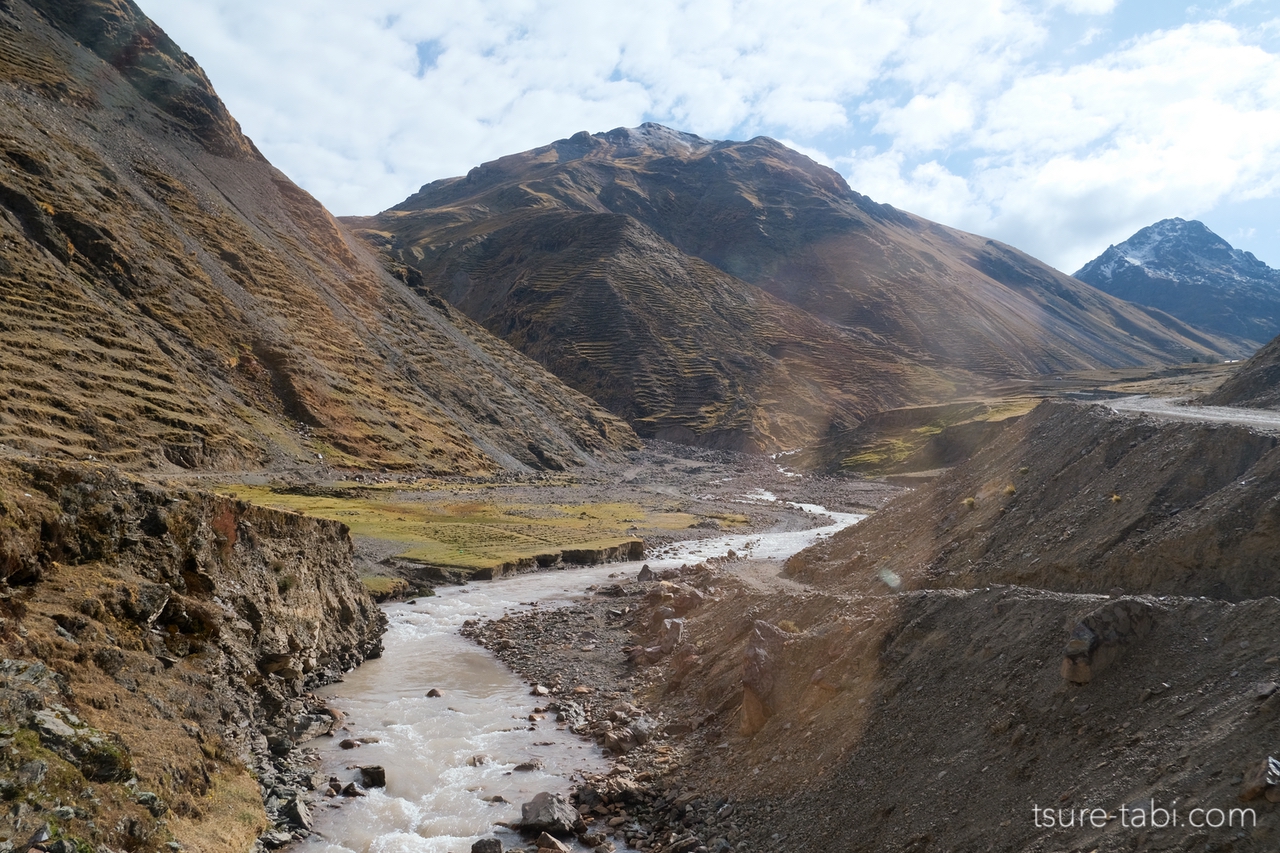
<box><xmin>141</xmin><ymin>0</ymin><xmax>1280</xmax><ymax>274</ymax></box>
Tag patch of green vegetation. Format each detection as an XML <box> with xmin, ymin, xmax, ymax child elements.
<box><xmin>216</xmin><ymin>485</ymin><xmax>693</xmax><ymax>573</ymax></box>
<box><xmin>839</xmin><ymin>397</ymin><xmax>1039</xmax><ymax>475</ymax></box>
<box><xmin>841</xmin><ymin>438</ymin><xmax>916</xmax><ymax>472</ymax></box>
<box><xmin>360</xmin><ymin>576</ymin><xmax>411</xmax><ymax>600</ymax></box>
<box><xmin>707</xmin><ymin>512</ymin><xmax>749</xmax><ymax>525</ymax></box>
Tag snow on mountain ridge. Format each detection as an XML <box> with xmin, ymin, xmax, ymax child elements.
<box><xmin>1073</xmin><ymin>218</ymin><xmax>1280</xmax><ymax>347</ymax></box>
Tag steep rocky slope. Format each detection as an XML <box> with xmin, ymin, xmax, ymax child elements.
<box><xmin>1075</xmin><ymin>218</ymin><xmax>1280</xmax><ymax>348</ymax></box>
<box><xmin>0</xmin><ymin>0</ymin><xmax>636</xmax><ymax>476</ymax></box>
<box><xmin>348</xmin><ymin>125</ymin><xmax>1232</xmax><ymax>449</ymax></box>
<box><xmin>0</xmin><ymin>457</ymin><xmax>384</xmax><ymax>851</ymax></box>
<box><xmin>361</xmin><ymin>208</ymin><xmax>934</xmax><ymax>451</ymax></box>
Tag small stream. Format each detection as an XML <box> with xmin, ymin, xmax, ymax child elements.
<box><xmin>302</xmin><ymin>500</ymin><xmax>865</xmax><ymax>853</ymax></box>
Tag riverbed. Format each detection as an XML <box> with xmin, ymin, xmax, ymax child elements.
<box><xmin>301</xmin><ymin>501</ymin><xmax>865</xmax><ymax>853</ymax></box>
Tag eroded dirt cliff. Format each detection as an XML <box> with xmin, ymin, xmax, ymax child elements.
<box><xmin>0</xmin><ymin>458</ymin><xmax>384</xmax><ymax>852</ymax></box>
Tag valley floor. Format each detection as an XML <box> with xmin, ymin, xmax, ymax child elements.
<box><xmin>452</xmin><ymin>397</ymin><xmax>1280</xmax><ymax>853</ymax></box>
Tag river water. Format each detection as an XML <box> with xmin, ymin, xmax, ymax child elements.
<box><xmin>302</xmin><ymin>499</ymin><xmax>865</xmax><ymax>853</ymax></box>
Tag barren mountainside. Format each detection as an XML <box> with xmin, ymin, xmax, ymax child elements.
<box><xmin>348</xmin><ymin>124</ymin><xmax>1235</xmax><ymax>449</ymax></box>
<box><xmin>0</xmin><ymin>0</ymin><xmax>637</xmax><ymax>476</ymax></box>
<box><xmin>1203</xmin><ymin>331</ymin><xmax>1280</xmax><ymax>410</ymax></box>
<box><xmin>461</xmin><ymin>395</ymin><xmax>1280</xmax><ymax>853</ymax></box>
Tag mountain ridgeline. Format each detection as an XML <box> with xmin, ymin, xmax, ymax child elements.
<box><xmin>1074</xmin><ymin>217</ymin><xmax>1280</xmax><ymax>348</ymax></box>
<box><xmin>346</xmin><ymin>124</ymin><xmax>1235</xmax><ymax>452</ymax></box>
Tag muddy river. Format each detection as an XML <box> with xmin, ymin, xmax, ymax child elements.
<box><xmin>302</xmin><ymin>499</ymin><xmax>865</xmax><ymax>853</ymax></box>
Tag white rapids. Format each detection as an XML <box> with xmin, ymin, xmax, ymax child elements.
<box><xmin>302</xmin><ymin>503</ymin><xmax>865</xmax><ymax>853</ymax></box>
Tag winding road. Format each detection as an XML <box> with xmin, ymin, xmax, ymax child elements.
<box><xmin>1104</xmin><ymin>395</ymin><xmax>1280</xmax><ymax>432</ymax></box>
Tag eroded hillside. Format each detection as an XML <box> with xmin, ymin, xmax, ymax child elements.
<box><xmin>786</xmin><ymin>399</ymin><xmax>1280</xmax><ymax>599</ymax></box>
<box><xmin>1204</xmin><ymin>333</ymin><xmax>1280</xmax><ymax>410</ymax></box>
<box><xmin>0</xmin><ymin>0</ymin><xmax>636</xmax><ymax>476</ymax></box>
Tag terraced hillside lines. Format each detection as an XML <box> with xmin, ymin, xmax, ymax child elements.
<box><xmin>0</xmin><ymin>0</ymin><xmax>637</xmax><ymax>474</ymax></box>
<box><xmin>357</xmin><ymin>204</ymin><xmax>926</xmax><ymax>451</ymax></box>
<box><xmin>353</xmin><ymin>125</ymin><xmax>1237</xmax><ymax>450</ymax></box>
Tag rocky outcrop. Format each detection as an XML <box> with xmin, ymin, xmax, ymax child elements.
<box><xmin>1059</xmin><ymin>597</ymin><xmax>1156</xmax><ymax>684</ymax></box>
<box><xmin>0</xmin><ymin>459</ymin><xmax>384</xmax><ymax>851</ymax></box>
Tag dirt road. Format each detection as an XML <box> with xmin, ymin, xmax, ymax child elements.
<box><xmin>1106</xmin><ymin>395</ymin><xmax>1280</xmax><ymax>431</ymax></box>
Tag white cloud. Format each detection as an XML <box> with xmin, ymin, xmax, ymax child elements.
<box><xmin>1047</xmin><ymin>0</ymin><xmax>1118</xmax><ymax>14</ymax></box>
<box><xmin>870</xmin><ymin>84</ymin><xmax>976</xmax><ymax>152</ymax></box>
<box><xmin>138</xmin><ymin>0</ymin><xmax>1280</xmax><ymax>269</ymax></box>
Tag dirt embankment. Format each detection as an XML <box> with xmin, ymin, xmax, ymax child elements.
<box><xmin>0</xmin><ymin>459</ymin><xmax>384</xmax><ymax>853</ymax></box>
<box><xmin>787</xmin><ymin>399</ymin><xmax>1280</xmax><ymax>600</ymax></box>
<box><xmin>467</xmin><ymin>400</ymin><xmax>1280</xmax><ymax>853</ymax></box>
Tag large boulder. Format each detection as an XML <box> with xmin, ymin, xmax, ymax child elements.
<box><xmin>518</xmin><ymin>791</ymin><xmax>581</xmax><ymax>836</ymax></box>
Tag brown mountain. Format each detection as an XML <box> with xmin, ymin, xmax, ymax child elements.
<box><xmin>0</xmin><ymin>0</ymin><xmax>636</xmax><ymax>475</ymax></box>
<box><xmin>347</xmin><ymin>124</ymin><xmax>1232</xmax><ymax>450</ymax></box>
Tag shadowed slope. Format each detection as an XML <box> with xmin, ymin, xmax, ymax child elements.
<box><xmin>357</xmin><ymin>208</ymin><xmax>937</xmax><ymax>451</ymax></box>
<box><xmin>0</xmin><ymin>0</ymin><xmax>636</xmax><ymax>474</ymax></box>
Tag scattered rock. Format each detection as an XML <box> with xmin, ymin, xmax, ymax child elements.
<box><xmin>282</xmin><ymin>793</ymin><xmax>312</xmax><ymax>830</ymax></box>
<box><xmin>471</xmin><ymin>839</ymin><xmax>503</xmax><ymax>853</ymax></box>
<box><xmin>17</xmin><ymin>759</ymin><xmax>46</xmax><ymax>786</ymax></box>
<box><xmin>427</xmin><ymin>688</ymin><xmax>443</xmax><ymax>697</ymax></box>
<box><xmin>1240</xmin><ymin>756</ymin><xmax>1280</xmax><ymax>801</ymax></box>
<box><xmin>535</xmin><ymin>831</ymin><xmax>571</xmax><ymax>852</ymax></box>
<box><xmin>1061</xmin><ymin>599</ymin><xmax>1155</xmax><ymax>684</ymax></box>
<box><xmin>359</xmin><ymin>765</ymin><xmax>386</xmax><ymax>788</ymax></box>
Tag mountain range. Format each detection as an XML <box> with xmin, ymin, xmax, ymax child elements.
<box><xmin>1074</xmin><ymin>217</ymin><xmax>1280</xmax><ymax>347</ymax></box>
<box><xmin>346</xmin><ymin>125</ymin><xmax>1235</xmax><ymax>451</ymax></box>
<box><xmin>0</xmin><ymin>0</ymin><xmax>1263</xmax><ymax>473</ymax></box>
